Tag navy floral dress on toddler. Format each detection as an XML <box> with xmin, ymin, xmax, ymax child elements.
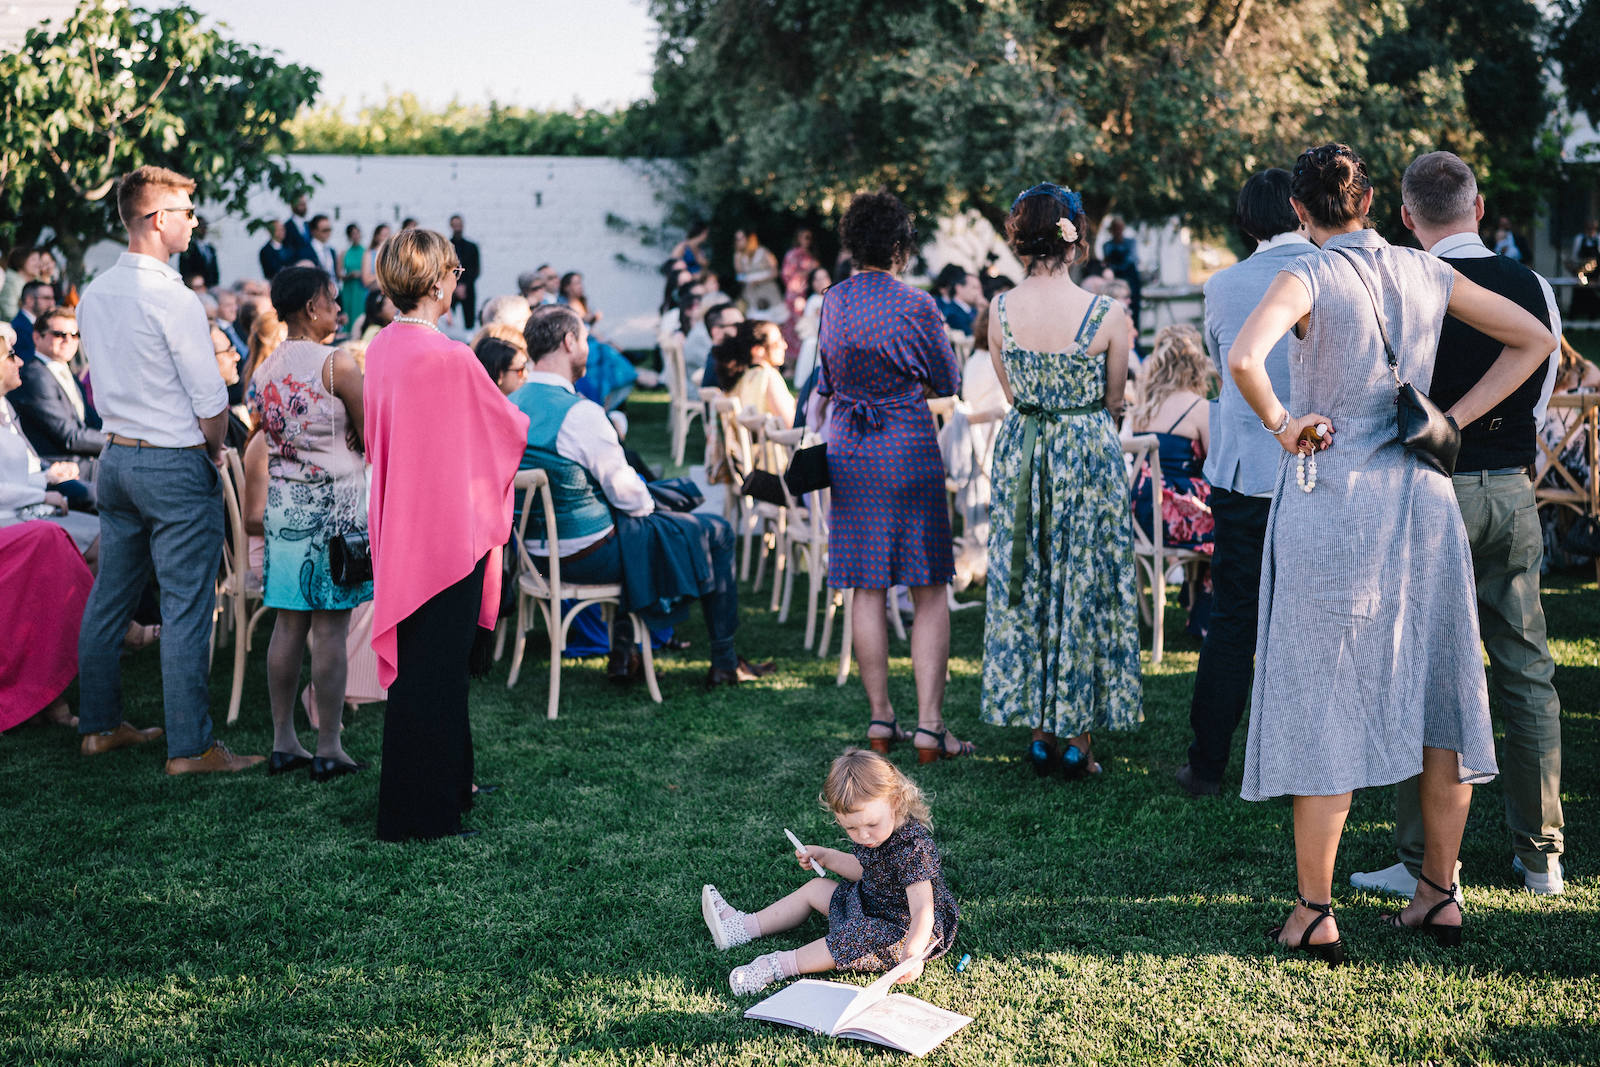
<box><xmin>826</xmin><ymin>820</ymin><xmax>959</xmax><ymax>971</ymax></box>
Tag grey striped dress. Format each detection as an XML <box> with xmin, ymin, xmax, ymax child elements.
<box><xmin>1240</xmin><ymin>229</ymin><xmax>1498</xmax><ymax>801</ymax></box>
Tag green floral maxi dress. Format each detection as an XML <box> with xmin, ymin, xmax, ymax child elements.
<box><xmin>981</xmin><ymin>293</ymin><xmax>1143</xmax><ymax>738</ymax></box>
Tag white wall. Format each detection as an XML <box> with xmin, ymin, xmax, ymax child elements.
<box><xmin>87</xmin><ymin>154</ymin><xmax>678</xmax><ymax>349</ymax></box>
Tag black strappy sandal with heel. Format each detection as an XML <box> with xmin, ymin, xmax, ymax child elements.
<box><xmin>1380</xmin><ymin>871</ymin><xmax>1462</xmax><ymax>947</ymax></box>
<box><xmin>1266</xmin><ymin>895</ymin><xmax>1347</xmax><ymax>966</ymax></box>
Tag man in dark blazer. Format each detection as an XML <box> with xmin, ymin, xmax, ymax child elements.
<box><xmin>11</xmin><ymin>279</ymin><xmax>55</xmax><ymax>361</ymax></box>
<box><xmin>259</xmin><ymin>220</ymin><xmax>290</xmax><ymax>280</ymax></box>
<box><xmin>283</xmin><ymin>195</ymin><xmax>314</xmax><ymax>263</ymax></box>
<box><xmin>177</xmin><ymin>215</ymin><xmax>221</xmax><ymax>290</ymax></box>
<box><xmin>12</xmin><ymin>306</ymin><xmax>104</xmax><ymax>497</ymax></box>
<box><xmin>449</xmin><ymin>214</ymin><xmax>481</xmax><ymax>329</ymax></box>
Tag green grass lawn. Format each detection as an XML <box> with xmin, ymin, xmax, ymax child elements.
<box><xmin>4</xmin><ymin>394</ymin><xmax>1598</xmax><ymax>1066</ymax></box>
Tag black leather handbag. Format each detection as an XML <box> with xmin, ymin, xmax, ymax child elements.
<box><xmin>329</xmin><ymin>529</ymin><xmax>372</xmax><ymax>586</ymax></box>
<box><xmin>1331</xmin><ymin>248</ymin><xmax>1461</xmax><ymax>476</ymax></box>
<box><xmin>784</xmin><ymin>443</ymin><xmax>830</xmax><ymax>495</ymax></box>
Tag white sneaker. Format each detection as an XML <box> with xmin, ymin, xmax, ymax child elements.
<box><xmin>729</xmin><ymin>952</ymin><xmax>786</xmax><ymax>995</ymax></box>
<box><xmin>1350</xmin><ymin>860</ymin><xmax>1463</xmax><ymax>898</ymax></box>
<box><xmin>1512</xmin><ymin>856</ymin><xmax>1565</xmax><ymax>895</ymax></box>
<box><xmin>701</xmin><ymin>884</ymin><xmax>751</xmax><ymax>950</ymax></box>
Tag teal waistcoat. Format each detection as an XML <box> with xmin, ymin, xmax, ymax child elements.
<box><xmin>512</xmin><ymin>382</ymin><xmax>613</xmax><ymax>546</ymax></box>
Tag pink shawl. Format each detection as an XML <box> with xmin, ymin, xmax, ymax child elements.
<box><xmin>364</xmin><ymin>325</ymin><xmax>529</xmax><ymax>688</ymax></box>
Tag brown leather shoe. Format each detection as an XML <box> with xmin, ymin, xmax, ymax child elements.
<box><xmin>80</xmin><ymin>721</ymin><xmax>164</xmax><ymax>756</ymax></box>
<box><xmin>164</xmin><ymin>741</ymin><xmax>266</xmax><ymax>776</ymax></box>
<box><xmin>705</xmin><ymin>659</ymin><xmax>773</xmax><ymax>689</ymax></box>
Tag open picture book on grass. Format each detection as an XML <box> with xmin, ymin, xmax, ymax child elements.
<box><xmin>742</xmin><ymin>955</ymin><xmax>972</xmax><ymax>1057</ymax></box>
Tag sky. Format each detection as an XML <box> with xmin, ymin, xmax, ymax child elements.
<box><xmin>185</xmin><ymin>0</ymin><xmax>658</xmax><ymax>112</ymax></box>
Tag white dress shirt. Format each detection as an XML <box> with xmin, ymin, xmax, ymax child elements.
<box><xmin>1426</xmin><ymin>231</ymin><xmax>1561</xmax><ymax>428</ymax></box>
<box><xmin>77</xmin><ymin>252</ymin><xmax>228</xmax><ymax>447</ymax></box>
<box><xmin>521</xmin><ymin>370</ymin><xmax>654</xmax><ymax>556</ymax></box>
<box><xmin>310</xmin><ymin>239</ymin><xmax>337</xmax><ymax>277</ymax></box>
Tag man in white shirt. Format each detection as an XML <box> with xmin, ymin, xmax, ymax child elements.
<box><xmin>1351</xmin><ymin>151</ymin><xmax>1564</xmax><ymax>897</ymax></box>
<box><xmin>512</xmin><ymin>305</ymin><xmax>771</xmax><ymax>688</ymax></box>
<box><xmin>75</xmin><ymin>164</ymin><xmax>265</xmax><ymax>775</ymax></box>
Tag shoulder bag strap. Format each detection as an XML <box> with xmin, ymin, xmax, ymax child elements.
<box><xmin>1327</xmin><ymin>246</ymin><xmax>1402</xmax><ymax>386</ymax></box>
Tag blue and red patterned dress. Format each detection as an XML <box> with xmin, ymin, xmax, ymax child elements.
<box><xmin>819</xmin><ymin>270</ymin><xmax>961</xmax><ymax>589</ymax></box>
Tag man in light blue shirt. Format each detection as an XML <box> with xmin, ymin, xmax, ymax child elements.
<box><xmin>75</xmin><ymin>165</ymin><xmax>263</xmax><ymax>776</ymax></box>
<box><xmin>1177</xmin><ymin>169</ymin><xmax>1315</xmax><ymax>797</ymax></box>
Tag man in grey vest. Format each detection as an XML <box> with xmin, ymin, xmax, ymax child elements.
<box><xmin>1176</xmin><ymin>169</ymin><xmax>1315</xmax><ymax>796</ymax></box>
<box><xmin>1352</xmin><ymin>151</ymin><xmax>1564</xmax><ymax>895</ymax></box>
<box><xmin>513</xmin><ymin>304</ymin><xmax>773</xmax><ymax>688</ymax></box>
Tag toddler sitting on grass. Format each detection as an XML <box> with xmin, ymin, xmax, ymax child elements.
<box><xmin>701</xmin><ymin>748</ymin><xmax>959</xmax><ymax>994</ymax></box>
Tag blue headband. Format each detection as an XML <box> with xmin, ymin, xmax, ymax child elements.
<box><xmin>1012</xmin><ymin>182</ymin><xmax>1083</xmax><ymax>218</ymax></box>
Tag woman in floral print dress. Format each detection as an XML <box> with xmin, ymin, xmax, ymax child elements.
<box><xmin>980</xmin><ymin>184</ymin><xmax>1143</xmax><ymax>778</ymax></box>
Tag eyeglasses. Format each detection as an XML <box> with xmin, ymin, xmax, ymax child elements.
<box><xmin>143</xmin><ymin>206</ymin><xmax>197</xmax><ymax>220</ymax></box>
<box><xmin>449</xmin><ymin>266</ymin><xmax>466</xmax><ymax>280</ymax></box>
<box><xmin>3</xmin><ymin>351</ymin><xmax>21</xmax><ymax>363</ymax></box>
<box><xmin>44</xmin><ymin>329</ymin><xmax>78</xmax><ymax>340</ymax></box>
<box><xmin>508</xmin><ymin>362</ymin><xmax>530</xmax><ymax>377</ymax></box>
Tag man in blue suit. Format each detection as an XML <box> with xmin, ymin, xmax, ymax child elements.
<box><xmin>10</xmin><ymin>280</ymin><xmax>55</xmax><ymax>360</ymax></box>
<box><xmin>1176</xmin><ymin>169</ymin><xmax>1315</xmax><ymax>797</ymax></box>
<box><xmin>283</xmin><ymin>195</ymin><xmax>315</xmax><ymax>264</ymax></box>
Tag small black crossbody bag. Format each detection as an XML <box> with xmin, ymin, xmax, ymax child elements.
<box><xmin>1329</xmin><ymin>247</ymin><xmax>1461</xmax><ymax>476</ymax></box>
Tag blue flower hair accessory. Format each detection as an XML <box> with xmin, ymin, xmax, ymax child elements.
<box><xmin>1011</xmin><ymin>182</ymin><xmax>1084</xmax><ymax>219</ymax></box>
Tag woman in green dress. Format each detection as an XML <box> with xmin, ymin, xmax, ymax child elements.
<box><xmin>339</xmin><ymin>223</ymin><xmax>367</xmax><ymax>329</ymax></box>
<box><xmin>980</xmin><ymin>183</ymin><xmax>1143</xmax><ymax>779</ymax></box>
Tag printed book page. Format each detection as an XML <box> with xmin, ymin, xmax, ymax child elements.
<box><xmin>835</xmin><ymin>993</ymin><xmax>973</xmax><ymax>1059</ymax></box>
<box><xmin>742</xmin><ymin>979</ymin><xmax>867</xmax><ymax>1034</ymax></box>
<box><xmin>743</xmin><ymin>957</ymin><xmax>970</xmax><ymax>1056</ymax></box>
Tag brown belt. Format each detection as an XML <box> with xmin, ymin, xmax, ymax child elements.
<box><xmin>107</xmin><ymin>433</ymin><xmax>205</xmax><ymax>451</ymax></box>
<box><xmin>535</xmin><ymin>528</ymin><xmax>616</xmax><ymax>567</ymax></box>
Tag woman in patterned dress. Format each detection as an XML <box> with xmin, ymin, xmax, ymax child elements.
<box><xmin>250</xmin><ymin>267</ymin><xmax>372</xmax><ymax>781</ymax></box>
<box><xmin>980</xmin><ymin>183</ymin><xmax>1143</xmax><ymax>778</ymax></box>
<box><xmin>819</xmin><ymin>192</ymin><xmax>970</xmax><ymax>761</ymax></box>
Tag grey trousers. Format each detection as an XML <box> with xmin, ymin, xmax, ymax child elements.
<box><xmin>1396</xmin><ymin>470</ymin><xmax>1563</xmax><ymax>876</ymax></box>
<box><xmin>77</xmin><ymin>442</ymin><xmax>224</xmax><ymax>759</ymax></box>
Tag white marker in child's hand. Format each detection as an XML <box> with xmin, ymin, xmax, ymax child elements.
<box><xmin>785</xmin><ymin>828</ymin><xmax>827</xmax><ymax>876</ymax></box>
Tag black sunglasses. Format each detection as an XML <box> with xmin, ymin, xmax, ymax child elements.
<box><xmin>143</xmin><ymin>206</ymin><xmax>196</xmax><ymax>220</ymax></box>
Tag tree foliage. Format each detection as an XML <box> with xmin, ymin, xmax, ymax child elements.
<box><xmin>1553</xmin><ymin>0</ymin><xmax>1600</xmax><ymax>144</ymax></box>
<box><xmin>286</xmin><ymin>95</ymin><xmax>674</xmax><ymax>158</ymax></box>
<box><xmin>644</xmin><ymin>0</ymin><xmax>1561</xmax><ymax>239</ymax></box>
<box><xmin>0</xmin><ymin>0</ymin><xmax>319</xmax><ymax>278</ymax></box>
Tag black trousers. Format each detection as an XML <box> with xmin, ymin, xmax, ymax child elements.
<box><xmin>377</xmin><ymin>555</ymin><xmax>486</xmax><ymax>842</ymax></box>
<box><xmin>1185</xmin><ymin>488</ymin><xmax>1271</xmax><ymax>783</ymax></box>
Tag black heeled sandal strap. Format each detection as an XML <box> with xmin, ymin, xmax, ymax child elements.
<box><xmin>1415</xmin><ymin>872</ymin><xmax>1461</xmax><ymax>925</ymax></box>
<box><xmin>1295</xmin><ymin>895</ymin><xmax>1335</xmax><ymax>948</ymax></box>
<box><xmin>868</xmin><ymin>718</ymin><xmax>902</xmax><ymax>735</ymax></box>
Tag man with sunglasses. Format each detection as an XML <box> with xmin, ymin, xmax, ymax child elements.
<box><xmin>73</xmin><ymin>165</ymin><xmax>263</xmax><ymax>776</ymax></box>
<box><xmin>11</xmin><ymin>306</ymin><xmax>104</xmax><ymax>490</ymax></box>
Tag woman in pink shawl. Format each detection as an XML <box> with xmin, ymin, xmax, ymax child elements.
<box><xmin>365</xmin><ymin>230</ymin><xmax>529</xmax><ymax>841</ymax></box>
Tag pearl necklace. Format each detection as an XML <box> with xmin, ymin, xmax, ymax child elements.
<box><xmin>393</xmin><ymin>315</ymin><xmax>439</xmax><ymax>331</ymax></box>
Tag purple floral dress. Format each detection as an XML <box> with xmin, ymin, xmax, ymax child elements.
<box><xmin>819</xmin><ymin>270</ymin><xmax>960</xmax><ymax>589</ymax></box>
<box><xmin>826</xmin><ymin>819</ymin><xmax>959</xmax><ymax>972</ymax></box>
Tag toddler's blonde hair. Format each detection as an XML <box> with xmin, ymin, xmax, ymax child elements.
<box><xmin>819</xmin><ymin>749</ymin><xmax>931</xmax><ymax>828</ymax></box>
